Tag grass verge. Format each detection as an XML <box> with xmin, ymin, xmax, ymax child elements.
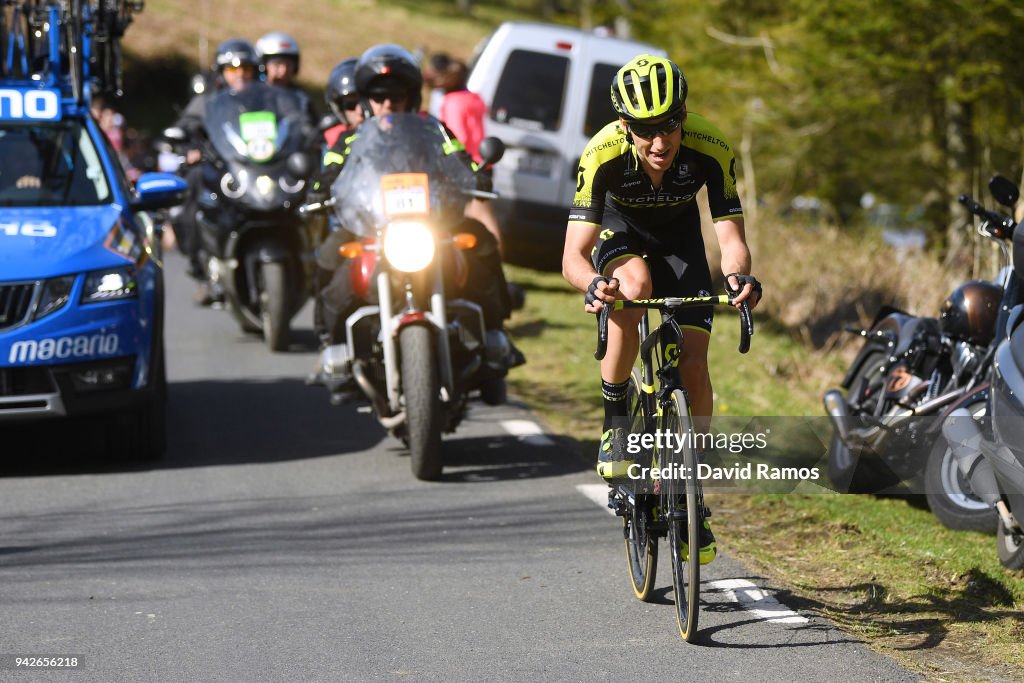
<box><xmin>504</xmin><ymin>264</ymin><xmax>1024</xmax><ymax>683</ymax></box>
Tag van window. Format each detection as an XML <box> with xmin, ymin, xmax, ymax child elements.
<box><xmin>490</xmin><ymin>49</ymin><xmax>568</xmax><ymax>132</ymax></box>
<box><xmin>583</xmin><ymin>63</ymin><xmax>621</xmax><ymax>137</ymax></box>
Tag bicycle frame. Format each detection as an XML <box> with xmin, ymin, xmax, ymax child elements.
<box><xmin>596</xmin><ymin>293</ymin><xmax>753</xmax><ymax>642</ymax></box>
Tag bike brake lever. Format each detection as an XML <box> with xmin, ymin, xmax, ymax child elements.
<box><xmin>595</xmin><ymin>304</ymin><xmax>610</xmax><ymax>361</ymax></box>
<box><xmin>736</xmin><ymin>298</ymin><xmax>753</xmax><ymax>354</ymax></box>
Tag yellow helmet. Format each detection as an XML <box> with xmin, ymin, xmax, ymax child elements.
<box><xmin>611</xmin><ymin>54</ymin><xmax>687</xmax><ymax>121</ymax></box>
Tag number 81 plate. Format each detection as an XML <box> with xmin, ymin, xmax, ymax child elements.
<box><xmin>381</xmin><ymin>173</ymin><xmax>430</xmax><ymax>216</ymax></box>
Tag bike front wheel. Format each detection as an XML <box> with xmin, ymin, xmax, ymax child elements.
<box><xmin>662</xmin><ymin>389</ymin><xmax>701</xmax><ymax>642</ymax></box>
<box><xmin>623</xmin><ymin>368</ymin><xmax>658</xmax><ymax>600</ymax></box>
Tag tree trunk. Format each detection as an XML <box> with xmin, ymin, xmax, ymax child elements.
<box><xmin>943</xmin><ymin>76</ymin><xmax>975</xmax><ymax>266</ymax></box>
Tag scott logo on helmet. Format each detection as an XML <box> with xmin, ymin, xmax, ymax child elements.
<box><xmin>0</xmin><ymin>88</ymin><xmax>61</xmax><ymax>122</ymax></box>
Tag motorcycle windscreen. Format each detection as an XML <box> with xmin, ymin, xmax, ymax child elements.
<box><xmin>204</xmin><ymin>83</ymin><xmax>306</xmax><ymax>165</ymax></box>
<box><xmin>330</xmin><ymin>113</ymin><xmax>478</xmax><ymax>238</ymax></box>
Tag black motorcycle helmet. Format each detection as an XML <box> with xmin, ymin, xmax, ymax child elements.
<box><xmin>939</xmin><ymin>280</ymin><xmax>1002</xmax><ymax>346</ymax></box>
<box><xmin>214</xmin><ymin>38</ymin><xmax>259</xmax><ymax>72</ymax></box>
<box><xmin>354</xmin><ymin>44</ymin><xmax>423</xmax><ymax>113</ymax></box>
<box><xmin>325</xmin><ymin>58</ymin><xmax>360</xmax><ymax>124</ymax></box>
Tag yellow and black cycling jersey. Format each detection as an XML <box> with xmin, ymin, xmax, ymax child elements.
<box><xmin>568</xmin><ymin>113</ymin><xmax>743</xmax><ymax>230</ymax></box>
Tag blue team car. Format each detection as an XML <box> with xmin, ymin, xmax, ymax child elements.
<box><xmin>0</xmin><ymin>80</ymin><xmax>187</xmax><ymax>459</ymax></box>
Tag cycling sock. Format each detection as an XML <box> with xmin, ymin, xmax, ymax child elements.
<box><xmin>601</xmin><ymin>378</ymin><xmax>630</xmax><ymax>431</ymax></box>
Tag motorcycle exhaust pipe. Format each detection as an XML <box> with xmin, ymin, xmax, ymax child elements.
<box><xmin>942</xmin><ymin>409</ymin><xmax>1001</xmax><ymax>506</ymax></box>
<box><xmin>823</xmin><ymin>389</ymin><xmax>850</xmax><ymax>442</ymax></box>
<box><xmin>351</xmin><ymin>359</ymin><xmax>405</xmax><ymax>429</ymax></box>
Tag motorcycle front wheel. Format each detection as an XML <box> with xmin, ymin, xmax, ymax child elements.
<box><xmin>924</xmin><ymin>398</ymin><xmax>997</xmax><ymax>533</ymax></box>
<box><xmin>259</xmin><ymin>262</ymin><xmax>291</xmax><ymax>352</ymax></box>
<box><xmin>399</xmin><ymin>324</ymin><xmax>443</xmax><ymax>481</ymax></box>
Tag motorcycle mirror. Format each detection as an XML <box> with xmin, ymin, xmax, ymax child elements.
<box><xmin>989</xmin><ymin>175</ymin><xmax>1020</xmax><ymax>209</ymax></box>
<box><xmin>163</xmin><ymin>126</ymin><xmax>187</xmax><ymax>142</ymax></box>
<box><xmin>287</xmin><ymin>151</ymin><xmax>313</xmax><ymax>178</ymax></box>
<box><xmin>477</xmin><ymin>137</ymin><xmax>505</xmax><ymax>166</ymax></box>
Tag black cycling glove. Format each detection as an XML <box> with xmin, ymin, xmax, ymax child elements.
<box><xmin>725</xmin><ymin>273</ymin><xmax>763</xmax><ymax>299</ymax></box>
<box><xmin>586</xmin><ymin>276</ymin><xmax>615</xmax><ymax>307</ymax></box>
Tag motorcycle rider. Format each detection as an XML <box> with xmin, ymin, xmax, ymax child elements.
<box><xmin>173</xmin><ymin>38</ymin><xmax>260</xmax><ymax>304</ymax></box>
<box><xmin>310</xmin><ymin>43</ymin><xmax>523</xmax><ymax>390</ymax></box>
<box><xmin>255</xmin><ymin>31</ymin><xmax>318</xmax><ymax>130</ymax></box>
<box><xmin>321</xmin><ymin>57</ymin><xmax>364</xmax><ymax>148</ymax></box>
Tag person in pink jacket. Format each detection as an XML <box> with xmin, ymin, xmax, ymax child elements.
<box><xmin>439</xmin><ymin>61</ymin><xmax>487</xmax><ymax>162</ymax></box>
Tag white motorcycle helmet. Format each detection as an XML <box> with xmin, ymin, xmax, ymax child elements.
<box><xmin>255</xmin><ymin>31</ymin><xmax>301</xmax><ymax>74</ymax></box>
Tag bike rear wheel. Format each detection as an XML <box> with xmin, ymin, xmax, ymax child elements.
<box><xmin>663</xmin><ymin>389</ymin><xmax>701</xmax><ymax>641</ymax></box>
<box><xmin>622</xmin><ymin>368</ymin><xmax>658</xmax><ymax>600</ymax></box>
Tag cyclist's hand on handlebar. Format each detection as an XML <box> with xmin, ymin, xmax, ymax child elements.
<box><xmin>725</xmin><ymin>273</ymin><xmax>762</xmax><ymax>310</ymax></box>
<box><xmin>584</xmin><ymin>275</ymin><xmax>619</xmax><ymax>314</ymax></box>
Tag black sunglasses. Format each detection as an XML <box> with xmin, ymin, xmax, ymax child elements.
<box><xmin>628</xmin><ymin>113</ymin><xmax>683</xmax><ymax>140</ymax></box>
<box><xmin>341</xmin><ymin>98</ymin><xmax>361</xmax><ymax>111</ymax></box>
<box><xmin>368</xmin><ymin>91</ymin><xmax>408</xmax><ymax>104</ymax></box>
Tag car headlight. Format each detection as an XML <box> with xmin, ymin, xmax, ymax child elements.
<box><xmin>82</xmin><ymin>267</ymin><xmax>137</xmax><ymax>303</ymax></box>
<box><xmin>383</xmin><ymin>221</ymin><xmax>435</xmax><ymax>273</ymax></box>
<box><xmin>33</xmin><ymin>275</ymin><xmax>76</xmax><ymax>320</ymax></box>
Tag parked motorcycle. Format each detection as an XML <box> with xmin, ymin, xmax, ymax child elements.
<box><xmin>167</xmin><ymin>82</ymin><xmax>316</xmax><ymax>351</ymax></box>
<box><xmin>304</xmin><ymin>113</ymin><xmax>508</xmax><ymax>480</ymax></box>
<box><xmin>942</xmin><ymin>193</ymin><xmax>1024</xmax><ymax>570</ymax></box>
<box><xmin>823</xmin><ymin>175</ymin><xmax>1020</xmax><ymax>532</ymax></box>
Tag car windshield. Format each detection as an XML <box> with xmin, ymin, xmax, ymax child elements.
<box><xmin>0</xmin><ymin>122</ymin><xmax>112</xmax><ymax>206</ymax></box>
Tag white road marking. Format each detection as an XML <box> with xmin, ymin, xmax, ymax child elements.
<box><xmin>576</xmin><ymin>484</ymin><xmax>616</xmax><ymax>515</ymax></box>
<box><xmin>577</xmin><ymin>486</ymin><xmax>809</xmax><ymax>624</ymax></box>
<box><xmin>500</xmin><ymin>419</ymin><xmax>555</xmax><ymax>446</ymax></box>
<box><xmin>706</xmin><ymin>579</ymin><xmax>809</xmax><ymax>623</ymax></box>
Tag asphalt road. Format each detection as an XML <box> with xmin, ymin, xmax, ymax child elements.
<box><xmin>0</xmin><ymin>251</ymin><xmax>919</xmax><ymax>682</ymax></box>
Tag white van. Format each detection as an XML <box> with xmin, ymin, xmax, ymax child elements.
<box><xmin>467</xmin><ymin>22</ymin><xmax>667</xmax><ymax>268</ymax></box>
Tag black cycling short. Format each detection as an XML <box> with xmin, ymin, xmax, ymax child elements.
<box><xmin>590</xmin><ymin>206</ymin><xmax>714</xmax><ymax>334</ymax></box>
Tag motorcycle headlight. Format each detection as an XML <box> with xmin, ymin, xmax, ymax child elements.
<box><xmin>383</xmin><ymin>222</ymin><xmax>435</xmax><ymax>273</ymax></box>
<box><xmin>33</xmin><ymin>275</ymin><xmax>76</xmax><ymax>320</ymax></box>
<box><xmin>82</xmin><ymin>266</ymin><xmax>138</xmax><ymax>303</ymax></box>
<box><xmin>255</xmin><ymin>175</ymin><xmax>275</xmax><ymax>197</ymax></box>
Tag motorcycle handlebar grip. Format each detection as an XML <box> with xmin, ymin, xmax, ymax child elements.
<box><xmin>595</xmin><ymin>304</ymin><xmax>610</xmax><ymax>361</ymax></box>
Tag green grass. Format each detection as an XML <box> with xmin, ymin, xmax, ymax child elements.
<box><xmin>504</xmin><ymin>265</ymin><xmax>1024</xmax><ymax>681</ymax></box>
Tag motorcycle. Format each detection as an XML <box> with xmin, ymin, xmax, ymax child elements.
<box><xmin>167</xmin><ymin>82</ymin><xmax>317</xmax><ymax>351</ymax></box>
<box><xmin>942</xmin><ymin>192</ymin><xmax>1024</xmax><ymax>570</ymax></box>
<box><xmin>823</xmin><ymin>175</ymin><xmax>1020</xmax><ymax>532</ymax></box>
<box><xmin>304</xmin><ymin>113</ymin><xmax>508</xmax><ymax>481</ymax></box>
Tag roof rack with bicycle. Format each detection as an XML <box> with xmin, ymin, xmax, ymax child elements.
<box><xmin>1</xmin><ymin>0</ymin><xmax>144</xmax><ymax>109</ymax></box>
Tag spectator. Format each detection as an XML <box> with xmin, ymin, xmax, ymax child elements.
<box><xmin>423</xmin><ymin>52</ymin><xmax>451</xmax><ymax>118</ymax></box>
<box><xmin>438</xmin><ymin>60</ymin><xmax>486</xmax><ymax>162</ymax></box>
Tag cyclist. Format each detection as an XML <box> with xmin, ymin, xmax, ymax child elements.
<box><xmin>561</xmin><ymin>54</ymin><xmax>762</xmax><ymax>564</ymax></box>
